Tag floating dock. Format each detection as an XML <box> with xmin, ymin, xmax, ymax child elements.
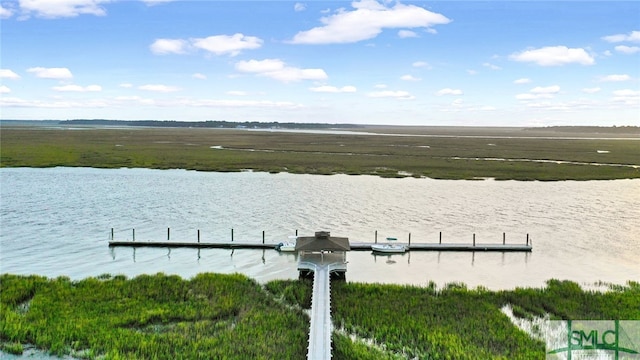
<box><xmin>108</xmin><ymin>240</ymin><xmax>531</xmax><ymax>252</ymax></box>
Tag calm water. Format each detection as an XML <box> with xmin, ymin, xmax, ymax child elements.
<box><xmin>0</xmin><ymin>167</ymin><xmax>638</xmax><ymax>289</ymax></box>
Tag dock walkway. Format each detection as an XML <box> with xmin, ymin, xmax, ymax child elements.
<box><xmin>306</xmin><ymin>263</ymin><xmax>333</xmax><ymax>360</ymax></box>
<box><xmin>298</xmin><ymin>253</ymin><xmax>345</xmax><ymax>360</ymax></box>
<box><xmin>108</xmin><ymin>240</ymin><xmax>532</xmax><ymax>252</ymax></box>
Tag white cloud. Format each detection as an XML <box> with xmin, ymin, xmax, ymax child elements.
<box><xmin>400</xmin><ymin>74</ymin><xmax>420</xmax><ymax>81</ymax></box>
<box><xmin>0</xmin><ymin>69</ymin><xmax>21</xmax><ymax>79</ymax></box>
<box><xmin>309</xmin><ymin>85</ymin><xmax>357</xmax><ymax>93</ymax></box>
<box><xmin>582</xmin><ymin>87</ymin><xmax>601</xmax><ymax>94</ymax></box>
<box><xmin>151</xmin><ymin>34</ymin><xmax>263</xmax><ymax>57</ymax></box>
<box><xmin>614</xmin><ymin>45</ymin><xmax>640</xmax><ymax>54</ymax></box>
<box><xmin>513</xmin><ymin>78</ymin><xmax>531</xmax><ymax>84</ymax></box>
<box><xmin>150</xmin><ymin>39</ymin><xmax>189</xmax><ymax>55</ymax></box>
<box><xmin>52</xmin><ymin>84</ymin><xmax>102</xmax><ymax>92</ymax></box>
<box><xmin>398</xmin><ymin>30</ymin><xmax>418</xmax><ymax>38</ymax></box>
<box><xmin>192</xmin><ymin>33</ymin><xmax>262</xmax><ymax>56</ymax></box>
<box><xmin>294</xmin><ymin>2</ymin><xmax>306</xmax><ymax>12</ymax></box>
<box><xmin>235</xmin><ymin>59</ymin><xmax>285</xmax><ymax>73</ymax></box>
<box><xmin>600</xmin><ymin>74</ymin><xmax>631</xmax><ymax>82</ymax></box>
<box><xmin>509</xmin><ymin>46</ymin><xmax>595</xmax><ymax>66</ymax></box>
<box><xmin>289</xmin><ymin>0</ymin><xmax>450</xmax><ymax>44</ymax></box>
<box><xmin>138</xmin><ymin>84</ymin><xmax>181</xmax><ymax>92</ymax></box>
<box><xmin>113</xmin><ymin>96</ymin><xmax>156</xmax><ymax>106</ymax></box>
<box><xmin>192</xmin><ymin>73</ymin><xmax>207</xmax><ymax>80</ymax></box>
<box><xmin>515</xmin><ymin>93</ymin><xmax>547</xmax><ymax>100</ymax></box>
<box><xmin>18</xmin><ymin>0</ymin><xmax>109</xmax><ymax>18</ymax></box>
<box><xmin>530</xmin><ymin>85</ymin><xmax>560</xmax><ymax>94</ymax></box>
<box><xmin>412</xmin><ymin>61</ymin><xmax>431</xmax><ymax>69</ymax></box>
<box><xmin>516</xmin><ymin>85</ymin><xmax>560</xmax><ymax>100</ymax></box>
<box><xmin>466</xmin><ymin>69</ymin><xmax>477</xmax><ymax>75</ymax></box>
<box><xmin>483</xmin><ymin>62</ymin><xmax>502</xmax><ymax>70</ymax></box>
<box><xmin>0</xmin><ymin>85</ymin><xmax>10</xmax><ymax>93</ymax></box>
<box><xmin>178</xmin><ymin>99</ymin><xmax>303</xmax><ymax>109</ymax></box>
<box><xmin>227</xmin><ymin>90</ymin><xmax>248</xmax><ymax>96</ymax></box>
<box><xmin>436</xmin><ymin>88</ymin><xmax>463</xmax><ymax>96</ymax></box>
<box><xmin>0</xmin><ymin>97</ymin><xmax>110</xmax><ymax>109</ymax></box>
<box><xmin>1</xmin><ymin>4</ymin><xmax>14</xmax><ymax>18</ymax></box>
<box><xmin>235</xmin><ymin>59</ymin><xmax>327</xmax><ymax>83</ymax></box>
<box><xmin>367</xmin><ymin>90</ymin><xmax>414</xmax><ymax>100</ymax></box>
<box><xmin>611</xmin><ymin>89</ymin><xmax>640</xmax><ymax>105</ymax></box>
<box><xmin>27</xmin><ymin>67</ymin><xmax>73</xmax><ymax>79</ymax></box>
<box><xmin>601</xmin><ymin>30</ymin><xmax>640</xmax><ymax>43</ymax></box>
<box><xmin>374</xmin><ymin>84</ymin><xmax>387</xmax><ymax>89</ymax></box>
<box><xmin>119</xmin><ymin>83</ymin><xmax>133</xmax><ymax>88</ymax></box>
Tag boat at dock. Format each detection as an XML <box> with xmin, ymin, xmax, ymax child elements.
<box><xmin>371</xmin><ymin>237</ymin><xmax>407</xmax><ymax>253</ymax></box>
<box><xmin>276</xmin><ymin>235</ymin><xmax>298</xmax><ymax>252</ymax></box>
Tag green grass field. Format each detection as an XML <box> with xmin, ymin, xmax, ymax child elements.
<box><xmin>2</xmin><ymin>274</ymin><xmax>638</xmax><ymax>359</ymax></box>
<box><xmin>1</xmin><ymin>125</ymin><xmax>639</xmax><ymax>180</ymax></box>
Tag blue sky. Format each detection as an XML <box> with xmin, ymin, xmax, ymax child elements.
<box><xmin>1</xmin><ymin>0</ymin><xmax>638</xmax><ymax>126</ymax></box>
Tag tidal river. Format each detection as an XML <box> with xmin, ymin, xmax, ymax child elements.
<box><xmin>1</xmin><ymin>167</ymin><xmax>638</xmax><ymax>289</ymax></box>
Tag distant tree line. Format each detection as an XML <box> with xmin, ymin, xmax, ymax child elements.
<box><xmin>59</xmin><ymin>119</ymin><xmax>363</xmax><ymax>129</ymax></box>
<box><xmin>525</xmin><ymin>125</ymin><xmax>639</xmax><ymax>134</ymax></box>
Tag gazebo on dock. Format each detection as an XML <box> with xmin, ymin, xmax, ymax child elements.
<box><xmin>295</xmin><ymin>231</ymin><xmax>350</xmax><ymax>252</ymax></box>
<box><xmin>296</xmin><ymin>231</ymin><xmax>350</xmax><ymax>278</ymax></box>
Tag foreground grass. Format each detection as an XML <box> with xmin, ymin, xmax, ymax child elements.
<box><xmin>2</xmin><ymin>274</ymin><xmax>639</xmax><ymax>359</ymax></box>
<box><xmin>1</xmin><ymin>126</ymin><xmax>639</xmax><ymax>180</ymax></box>
<box><xmin>331</xmin><ymin>280</ymin><xmax>640</xmax><ymax>359</ymax></box>
<box><xmin>0</xmin><ymin>273</ymin><xmax>309</xmax><ymax>359</ymax></box>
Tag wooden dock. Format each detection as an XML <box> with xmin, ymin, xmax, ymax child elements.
<box><xmin>351</xmin><ymin>242</ymin><xmax>532</xmax><ymax>252</ymax></box>
<box><xmin>107</xmin><ymin>240</ymin><xmax>276</xmax><ymax>249</ymax></box>
<box><xmin>108</xmin><ymin>240</ymin><xmax>532</xmax><ymax>252</ymax></box>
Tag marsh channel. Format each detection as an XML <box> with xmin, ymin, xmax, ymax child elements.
<box><xmin>1</xmin><ymin>167</ymin><xmax>638</xmax><ymax>290</ymax></box>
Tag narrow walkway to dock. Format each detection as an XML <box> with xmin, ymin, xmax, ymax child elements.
<box><xmin>297</xmin><ymin>251</ymin><xmax>346</xmax><ymax>360</ymax></box>
<box><xmin>307</xmin><ymin>263</ymin><xmax>333</xmax><ymax>360</ymax></box>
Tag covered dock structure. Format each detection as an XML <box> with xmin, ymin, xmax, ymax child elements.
<box><xmin>295</xmin><ymin>231</ymin><xmax>349</xmax><ymax>359</ymax></box>
<box><xmin>296</xmin><ymin>231</ymin><xmax>350</xmax><ymax>278</ymax></box>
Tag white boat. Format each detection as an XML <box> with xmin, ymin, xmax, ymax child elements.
<box><xmin>276</xmin><ymin>236</ymin><xmax>297</xmax><ymax>252</ymax></box>
<box><xmin>371</xmin><ymin>237</ymin><xmax>407</xmax><ymax>253</ymax></box>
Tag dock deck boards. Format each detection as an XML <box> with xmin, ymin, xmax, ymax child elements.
<box><xmin>108</xmin><ymin>240</ymin><xmax>531</xmax><ymax>252</ymax></box>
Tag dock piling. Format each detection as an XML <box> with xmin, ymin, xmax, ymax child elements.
<box><xmin>111</xmin><ymin>228</ymin><xmax>114</xmax><ymax>241</ymax></box>
<box><xmin>231</xmin><ymin>228</ymin><xmax>234</xmax><ymax>242</ymax></box>
<box><xmin>473</xmin><ymin>233</ymin><xmax>476</xmax><ymax>247</ymax></box>
<box><xmin>526</xmin><ymin>233</ymin><xmax>529</xmax><ymax>246</ymax></box>
<box><xmin>439</xmin><ymin>231</ymin><xmax>442</xmax><ymax>244</ymax></box>
<box><xmin>375</xmin><ymin>230</ymin><xmax>378</xmax><ymax>244</ymax></box>
<box><xmin>503</xmin><ymin>232</ymin><xmax>506</xmax><ymax>245</ymax></box>
<box><xmin>133</xmin><ymin>228</ymin><xmax>135</xmax><ymax>242</ymax></box>
<box><xmin>167</xmin><ymin>228</ymin><xmax>170</xmax><ymax>241</ymax></box>
<box><xmin>198</xmin><ymin>229</ymin><xmax>200</xmax><ymax>243</ymax></box>
<box><xmin>408</xmin><ymin>233</ymin><xmax>411</xmax><ymax>247</ymax></box>
<box><xmin>262</xmin><ymin>230</ymin><xmax>265</xmax><ymax>244</ymax></box>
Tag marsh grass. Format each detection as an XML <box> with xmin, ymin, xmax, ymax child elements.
<box><xmin>264</xmin><ymin>278</ymin><xmax>640</xmax><ymax>359</ymax></box>
<box><xmin>1</xmin><ymin>127</ymin><xmax>638</xmax><ymax>180</ymax></box>
<box><xmin>2</xmin><ymin>274</ymin><xmax>639</xmax><ymax>359</ymax></box>
<box><xmin>0</xmin><ymin>273</ymin><xmax>309</xmax><ymax>359</ymax></box>
<box><xmin>329</xmin><ymin>280</ymin><xmax>640</xmax><ymax>359</ymax></box>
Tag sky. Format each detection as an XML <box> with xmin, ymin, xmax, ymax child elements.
<box><xmin>0</xmin><ymin>0</ymin><xmax>639</xmax><ymax>126</ymax></box>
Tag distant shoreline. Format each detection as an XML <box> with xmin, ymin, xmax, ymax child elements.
<box><xmin>1</xmin><ymin>119</ymin><xmax>639</xmax><ymax>138</ymax></box>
